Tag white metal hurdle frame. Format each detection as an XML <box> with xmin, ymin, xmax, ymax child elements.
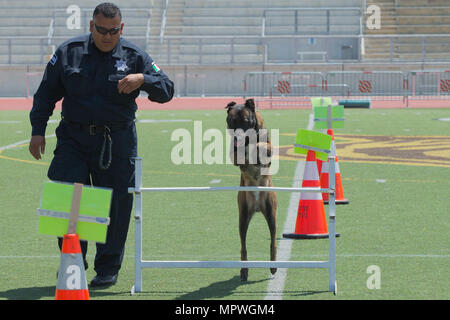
<box><xmin>128</xmin><ymin>156</ymin><xmax>338</xmax><ymax>296</ymax></box>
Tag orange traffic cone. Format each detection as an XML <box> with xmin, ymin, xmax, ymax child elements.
<box><xmin>283</xmin><ymin>150</ymin><xmax>338</xmax><ymax>239</ymax></box>
<box><xmin>320</xmin><ymin>129</ymin><xmax>349</xmax><ymax>205</ymax></box>
<box><xmin>316</xmin><ymin>130</ymin><xmax>326</xmax><ymax>176</ymax></box>
<box><xmin>316</xmin><ymin>158</ymin><xmax>323</xmax><ymax>176</ymax></box>
<box><xmin>55</xmin><ymin>234</ymin><xmax>89</xmax><ymax>300</ymax></box>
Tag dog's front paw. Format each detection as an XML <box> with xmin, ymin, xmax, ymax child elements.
<box><xmin>256</xmin><ymin>142</ymin><xmax>272</xmax><ymax>166</ymax></box>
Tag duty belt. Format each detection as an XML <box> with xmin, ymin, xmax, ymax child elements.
<box><xmin>62</xmin><ymin>118</ymin><xmax>133</xmax><ymax>136</ymax></box>
<box><xmin>61</xmin><ymin>118</ymin><xmax>134</xmax><ymax>170</ymax></box>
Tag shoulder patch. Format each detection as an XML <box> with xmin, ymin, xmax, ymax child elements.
<box><xmin>152</xmin><ymin>62</ymin><xmax>161</xmax><ymax>72</ymax></box>
<box><xmin>49</xmin><ymin>53</ymin><xmax>58</xmax><ymax>66</ymax></box>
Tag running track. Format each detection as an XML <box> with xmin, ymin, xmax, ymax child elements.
<box><xmin>0</xmin><ymin>97</ymin><xmax>449</xmax><ymax>111</ymax></box>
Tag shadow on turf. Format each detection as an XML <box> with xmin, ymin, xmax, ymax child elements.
<box><xmin>0</xmin><ymin>281</ymin><xmax>328</xmax><ymax>300</ymax></box>
<box><xmin>0</xmin><ymin>286</ymin><xmax>134</xmax><ymax>300</ymax></box>
<box><xmin>122</xmin><ymin>275</ymin><xmax>266</xmax><ymax>299</ymax></box>
<box><xmin>172</xmin><ymin>275</ymin><xmax>261</xmax><ymax>300</ymax></box>
<box><xmin>0</xmin><ymin>286</ymin><xmax>55</xmax><ymax>300</ymax></box>
<box><xmin>170</xmin><ymin>275</ymin><xmax>328</xmax><ymax>300</ymax></box>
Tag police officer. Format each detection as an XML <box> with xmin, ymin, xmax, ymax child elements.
<box><xmin>29</xmin><ymin>2</ymin><xmax>174</xmax><ymax>287</ymax></box>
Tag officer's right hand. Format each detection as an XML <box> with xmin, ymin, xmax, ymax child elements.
<box><xmin>29</xmin><ymin>135</ymin><xmax>46</xmax><ymax>160</ymax></box>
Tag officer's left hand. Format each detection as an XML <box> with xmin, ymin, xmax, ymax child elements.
<box><xmin>117</xmin><ymin>73</ymin><xmax>145</xmax><ymax>94</ymax></box>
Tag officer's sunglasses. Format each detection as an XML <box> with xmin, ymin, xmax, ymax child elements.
<box><xmin>94</xmin><ymin>23</ymin><xmax>121</xmax><ymax>36</ymax></box>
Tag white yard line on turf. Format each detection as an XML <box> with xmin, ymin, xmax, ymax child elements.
<box><xmin>0</xmin><ymin>134</ymin><xmax>56</xmax><ymax>152</ymax></box>
<box><xmin>264</xmin><ymin>113</ymin><xmax>315</xmax><ymax>300</ymax></box>
<box><xmin>264</xmin><ymin>161</ymin><xmax>304</xmax><ymax>300</ymax></box>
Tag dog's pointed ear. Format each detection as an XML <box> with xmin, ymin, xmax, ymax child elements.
<box><xmin>225</xmin><ymin>101</ymin><xmax>237</xmax><ymax>113</ymax></box>
<box><xmin>245</xmin><ymin>98</ymin><xmax>255</xmax><ymax>111</ymax></box>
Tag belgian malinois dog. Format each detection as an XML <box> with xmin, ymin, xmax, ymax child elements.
<box><xmin>226</xmin><ymin>98</ymin><xmax>277</xmax><ymax>281</ymax></box>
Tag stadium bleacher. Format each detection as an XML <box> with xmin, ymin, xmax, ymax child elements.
<box><xmin>363</xmin><ymin>0</ymin><xmax>450</xmax><ymax>62</ymax></box>
<box><xmin>0</xmin><ymin>0</ymin><xmax>153</xmax><ymax>64</ymax></box>
<box><xmin>155</xmin><ymin>0</ymin><xmax>361</xmax><ymax>64</ymax></box>
<box><xmin>1</xmin><ymin>0</ymin><xmax>450</xmax><ymax>97</ymax></box>
<box><xmin>396</xmin><ymin>0</ymin><xmax>450</xmax><ymax>62</ymax></box>
<box><xmin>2</xmin><ymin>0</ymin><xmax>450</xmax><ymax>65</ymax></box>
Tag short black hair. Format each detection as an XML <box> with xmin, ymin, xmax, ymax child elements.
<box><xmin>93</xmin><ymin>2</ymin><xmax>122</xmax><ymax>20</ymax></box>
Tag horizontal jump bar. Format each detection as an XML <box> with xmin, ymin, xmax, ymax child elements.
<box><xmin>36</xmin><ymin>208</ymin><xmax>110</xmax><ymax>225</ymax></box>
<box><xmin>139</xmin><ymin>260</ymin><xmax>329</xmax><ymax>269</ymax></box>
<box><xmin>129</xmin><ymin>186</ymin><xmax>333</xmax><ymax>193</ymax></box>
<box><xmin>314</xmin><ymin>118</ymin><xmax>345</xmax><ymax>122</ymax></box>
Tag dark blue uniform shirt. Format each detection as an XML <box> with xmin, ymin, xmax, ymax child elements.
<box><xmin>30</xmin><ymin>33</ymin><xmax>174</xmax><ymax>136</ymax></box>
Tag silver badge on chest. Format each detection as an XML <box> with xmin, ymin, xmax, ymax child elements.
<box><xmin>115</xmin><ymin>58</ymin><xmax>128</xmax><ymax>72</ymax></box>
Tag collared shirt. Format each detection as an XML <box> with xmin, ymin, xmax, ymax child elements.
<box><xmin>30</xmin><ymin>34</ymin><xmax>174</xmax><ymax>136</ymax></box>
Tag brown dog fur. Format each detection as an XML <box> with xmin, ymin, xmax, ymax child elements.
<box><xmin>226</xmin><ymin>99</ymin><xmax>277</xmax><ymax>281</ymax></box>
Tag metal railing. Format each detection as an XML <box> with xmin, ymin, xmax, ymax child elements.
<box><xmin>153</xmin><ymin>34</ymin><xmax>450</xmax><ymax>65</ymax></box>
<box><xmin>2</xmin><ymin>34</ymin><xmax>450</xmax><ymax>66</ymax></box>
<box><xmin>145</xmin><ymin>9</ymin><xmax>152</xmax><ymax>51</ymax></box>
<box><xmin>243</xmin><ymin>70</ymin><xmax>450</xmax><ymax>108</ymax></box>
<box><xmin>262</xmin><ymin>7</ymin><xmax>363</xmax><ymax>36</ymax></box>
<box><xmin>160</xmin><ymin>0</ymin><xmax>169</xmax><ymax>45</ymax></box>
<box><xmin>47</xmin><ymin>18</ymin><xmax>54</xmax><ymax>46</ymax></box>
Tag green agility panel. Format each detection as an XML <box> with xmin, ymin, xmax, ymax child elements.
<box><xmin>314</xmin><ymin>105</ymin><xmax>345</xmax><ymax>129</ymax></box>
<box><xmin>294</xmin><ymin>129</ymin><xmax>332</xmax><ymax>161</ymax></box>
<box><xmin>311</xmin><ymin>97</ymin><xmax>332</xmax><ymax>108</ymax></box>
<box><xmin>37</xmin><ymin>181</ymin><xmax>112</xmax><ymax>243</ymax></box>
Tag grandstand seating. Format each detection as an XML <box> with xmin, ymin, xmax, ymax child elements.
<box><xmin>362</xmin><ymin>0</ymin><xmax>450</xmax><ymax>62</ymax></box>
<box><xmin>0</xmin><ymin>0</ymin><xmax>153</xmax><ymax>64</ymax></box>
<box><xmin>1</xmin><ymin>0</ymin><xmax>450</xmax><ymax>65</ymax></box>
<box><xmin>362</xmin><ymin>0</ymin><xmax>398</xmax><ymax>61</ymax></box>
<box><xmin>155</xmin><ymin>0</ymin><xmax>361</xmax><ymax>64</ymax></box>
<box><xmin>396</xmin><ymin>0</ymin><xmax>450</xmax><ymax>61</ymax></box>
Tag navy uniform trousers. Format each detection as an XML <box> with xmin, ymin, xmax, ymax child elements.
<box><xmin>49</xmin><ymin>120</ymin><xmax>136</xmax><ymax>277</ymax></box>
